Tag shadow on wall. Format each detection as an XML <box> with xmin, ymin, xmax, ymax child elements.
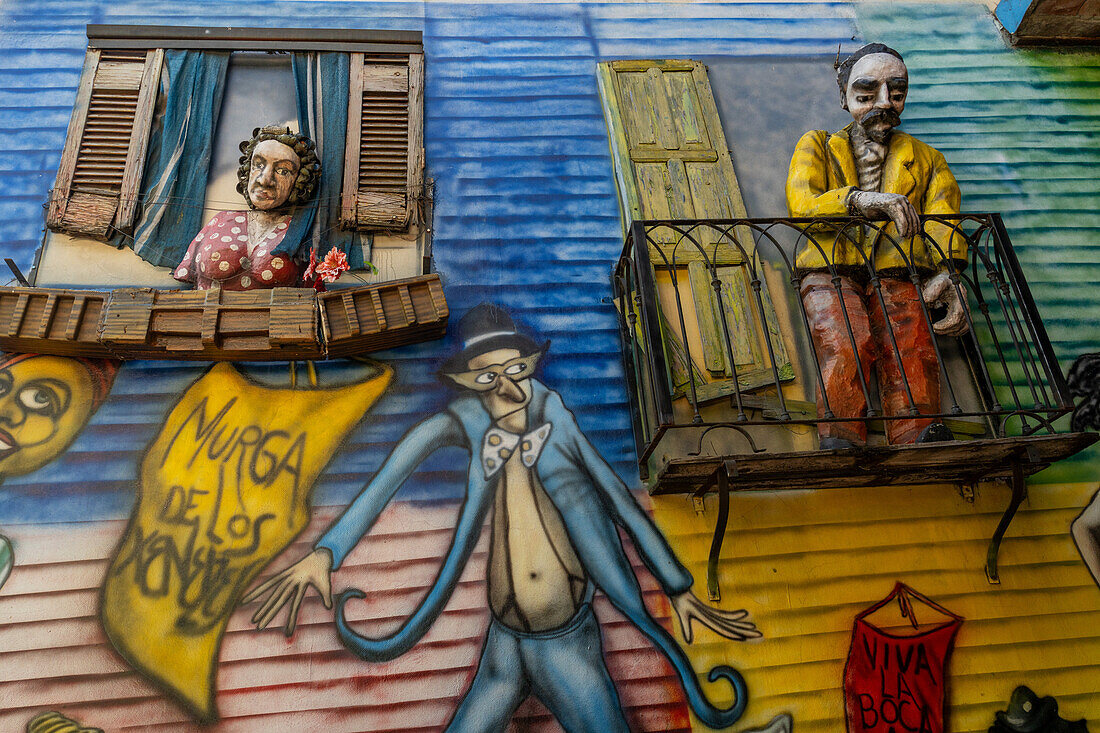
<box><xmin>706</xmin><ymin>55</ymin><xmax>852</xmax><ymax>218</ymax></box>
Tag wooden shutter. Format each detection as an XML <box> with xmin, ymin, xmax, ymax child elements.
<box><xmin>341</xmin><ymin>52</ymin><xmax>424</xmax><ymax>231</ymax></box>
<box><xmin>47</xmin><ymin>47</ymin><xmax>163</xmax><ymax>241</ymax></box>
<box><xmin>598</xmin><ymin>59</ymin><xmax>792</xmax><ymax>395</ymax></box>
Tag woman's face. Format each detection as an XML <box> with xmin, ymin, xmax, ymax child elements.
<box><xmin>0</xmin><ymin>356</ymin><xmax>96</xmax><ymax>478</ymax></box>
<box><xmin>247</xmin><ymin>139</ymin><xmax>301</xmax><ymax>210</ymax></box>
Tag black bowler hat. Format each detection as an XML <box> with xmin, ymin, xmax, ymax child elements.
<box><xmin>440</xmin><ymin>303</ymin><xmax>548</xmax><ymax>374</ymax></box>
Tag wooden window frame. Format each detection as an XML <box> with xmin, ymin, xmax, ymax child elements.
<box><xmin>48</xmin><ymin>25</ymin><xmax>425</xmax><ymax>243</ymax></box>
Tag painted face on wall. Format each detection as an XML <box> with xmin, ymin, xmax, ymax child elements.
<box><xmin>450</xmin><ymin>347</ymin><xmax>541</xmax><ymax>423</ymax></box>
<box><xmin>0</xmin><ymin>355</ymin><xmax>99</xmax><ymax>478</ymax></box>
<box><xmin>247</xmin><ymin>139</ymin><xmax>301</xmax><ymax>210</ymax></box>
<box><xmin>844</xmin><ymin>52</ymin><xmax>908</xmax><ymax>143</ymax></box>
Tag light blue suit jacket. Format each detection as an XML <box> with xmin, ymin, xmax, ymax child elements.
<box><xmin>317</xmin><ymin>379</ymin><xmax>747</xmax><ymax>728</ymax></box>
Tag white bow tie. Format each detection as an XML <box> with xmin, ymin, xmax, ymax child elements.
<box><xmin>482</xmin><ymin>423</ymin><xmax>552</xmax><ymax>479</ymax></box>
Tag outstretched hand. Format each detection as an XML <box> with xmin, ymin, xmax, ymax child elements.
<box><xmin>242</xmin><ymin>547</ymin><xmax>334</xmax><ymax>637</ymax></box>
<box><xmin>922</xmin><ymin>269</ymin><xmax>970</xmax><ymax>337</ymax></box>
<box><xmin>671</xmin><ymin>591</ymin><xmax>761</xmax><ymax>644</ymax></box>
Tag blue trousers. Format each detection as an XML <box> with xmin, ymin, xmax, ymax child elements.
<box><xmin>445</xmin><ymin>603</ymin><xmax>631</xmax><ymax>733</ymax></box>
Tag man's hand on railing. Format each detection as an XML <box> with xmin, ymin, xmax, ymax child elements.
<box><xmin>922</xmin><ymin>268</ymin><xmax>970</xmax><ymax>337</ymax></box>
<box><xmin>848</xmin><ymin>190</ymin><xmax>920</xmax><ymax>240</ymax></box>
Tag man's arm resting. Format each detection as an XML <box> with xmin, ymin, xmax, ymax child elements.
<box><xmin>920</xmin><ymin>148</ymin><xmax>966</xmax><ymax>266</ymax></box>
<box><xmin>786</xmin><ymin>130</ymin><xmax>854</xmax><ymax>218</ymax></box>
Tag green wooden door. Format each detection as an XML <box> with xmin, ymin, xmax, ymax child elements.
<box><xmin>598</xmin><ymin>59</ymin><xmax>792</xmax><ymax>398</ymax></box>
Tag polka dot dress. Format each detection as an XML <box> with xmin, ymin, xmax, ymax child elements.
<box><xmin>174</xmin><ymin>211</ymin><xmax>300</xmax><ymax>291</ymax></box>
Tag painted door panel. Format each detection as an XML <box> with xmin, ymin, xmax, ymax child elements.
<box><xmin>598</xmin><ymin>58</ymin><xmax>792</xmax><ymax>397</ymax></box>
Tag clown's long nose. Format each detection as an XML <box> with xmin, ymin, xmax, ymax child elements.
<box><xmin>495</xmin><ymin>376</ymin><xmax>525</xmax><ymax>403</ymax></box>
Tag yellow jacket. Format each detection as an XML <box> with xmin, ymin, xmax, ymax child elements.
<box><xmin>785</xmin><ymin>125</ymin><xmax>964</xmax><ymax>272</ymax></box>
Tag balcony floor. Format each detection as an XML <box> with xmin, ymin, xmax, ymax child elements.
<box><xmin>652</xmin><ymin>432</ymin><xmax>1098</xmax><ymax>496</ymax></box>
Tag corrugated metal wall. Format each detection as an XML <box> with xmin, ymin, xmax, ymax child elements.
<box><xmin>0</xmin><ymin>1</ymin><xmax>1097</xmax><ymax>731</ymax></box>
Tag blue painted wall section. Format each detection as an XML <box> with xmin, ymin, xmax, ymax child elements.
<box><xmin>995</xmin><ymin>0</ymin><xmax>1033</xmax><ymax>33</ymax></box>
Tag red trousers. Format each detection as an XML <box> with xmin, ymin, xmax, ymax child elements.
<box><xmin>800</xmin><ymin>273</ymin><xmax>940</xmax><ymax>445</ymax></box>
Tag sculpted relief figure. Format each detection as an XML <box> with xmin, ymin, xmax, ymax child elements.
<box><xmin>174</xmin><ymin>126</ymin><xmax>320</xmax><ymax>291</ymax></box>
<box><xmin>246</xmin><ymin>303</ymin><xmax>761</xmax><ymax>731</ymax></box>
<box><xmin>786</xmin><ymin>43</ymin><xmax>969</xmax><ymax>449</ymax></box>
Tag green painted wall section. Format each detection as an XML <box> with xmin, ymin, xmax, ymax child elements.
<box><xmin>858</xmin><ymin>2</ymin><xmax>1100</xmax><ymax>483</ymax></box>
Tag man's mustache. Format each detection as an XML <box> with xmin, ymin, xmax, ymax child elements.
<box><xmin>859</xmin><ymin>108</ymin><xmax>901</xmax><ymax>129</ymax></box>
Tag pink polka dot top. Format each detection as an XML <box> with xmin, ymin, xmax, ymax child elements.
<box><xmin>174</xmin><ymin>211</ymin><xmax>301</xmax><ymax>290</ymax></box>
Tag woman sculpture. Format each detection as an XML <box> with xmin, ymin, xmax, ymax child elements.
<box><xmin>174</xmin><ymin>126</ymin><xmax>320</xmax><ymax>290</ymax></box>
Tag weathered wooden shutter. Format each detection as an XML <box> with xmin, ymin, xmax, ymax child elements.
<box><xmin>341</xmin><ymin>52</ymin><xmax>424</xmax><ymax>231</ymax></box>
<box><xmin>47</xmin><ymin>48</ymin><xmax>163</xmax><ymax>241</ymax></box>
<box><xmin>597</xmin><ymin>59</ymin><xmax>791</xmax><ymax>395</ymax></box>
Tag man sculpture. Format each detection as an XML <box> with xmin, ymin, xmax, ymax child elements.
<box><xmin>786</xmin><ymin>43</ymin><xmax>969</xmax><ymax>449</ymax></box>
<box><xmin>245</xmin><ymin>303</ymin><xmax>760</xmax><ymax>731</ymax></box>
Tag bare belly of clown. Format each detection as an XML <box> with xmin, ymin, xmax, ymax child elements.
<box><xmin>487</xmin><ymin>450</ymin><xmax>588</xmax><ymax>632</ymax></box>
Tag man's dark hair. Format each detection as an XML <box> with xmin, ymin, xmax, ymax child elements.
<box><xmin>836</xmin><ymin>43</ymin><xmax>905</xmax><ymax>100</ymax></box>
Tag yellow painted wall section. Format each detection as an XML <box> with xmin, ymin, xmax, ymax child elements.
<box><xmin>649</xmin><ymin>479</ymin><xmax>1100</xmax><ymax>731</ymax></box>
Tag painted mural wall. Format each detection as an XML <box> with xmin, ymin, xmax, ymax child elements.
<box><xmin>0</xmin><ymin>1</ymin><xmax>1098</xmax><ymax>732</ymax></box>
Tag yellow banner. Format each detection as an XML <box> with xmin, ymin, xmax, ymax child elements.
<box><xmin>101</xmin><ymin>362</ymin><xmax>391</xmax><ymax>722</ymax></box>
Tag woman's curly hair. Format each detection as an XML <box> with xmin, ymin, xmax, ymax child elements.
<box><xmin>236</xmin><ymin>125</ymin><xmax>321</xmax><ymax>208</ymax></box>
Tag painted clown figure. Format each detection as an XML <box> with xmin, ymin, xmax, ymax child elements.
<box><xmin>246</xmin><ymin>303</ymin><xmax>761</xmax><ymax>731</ymax></box>
<box><xmin>786</xmin><ymin>43</ymin><xmax>970</xmax><ymax>449</ymax></box>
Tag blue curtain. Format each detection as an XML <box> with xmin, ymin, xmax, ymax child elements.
<box><xmin>128</xmin><ymin>50</ymin><xmax>230</xmax><ymax>268</ymax></box>
<box><xmin>286</xmin><ymin>52</ymin><xmax>370</xmax><ymax>268</ymax></box>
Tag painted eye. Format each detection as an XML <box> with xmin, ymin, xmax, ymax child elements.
<box><xmin>474</xmin><ymin>371</ymin><xmax>497</xmax><ymax>385</ymax></box>
<box><xmin>0</xmin><ymin>375</ymin><xmax>10</xmax><ymax>397</ymax></box>
<box><xmin>18</xmin><ymin>386</ymin><xmax>59</xmax><ymax>416</ymax></box>
<box><xmin>276</xmin><ymin>166</ymin><xmax>293</xmax><ymax>177</ymax></box>
<box><xmin>503</xmin><ymin>362</ymin><xmax>526</xmax><ymax>376</ymax></box>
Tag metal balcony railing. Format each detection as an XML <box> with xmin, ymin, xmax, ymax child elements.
<box><xmin>612</xmin><ymin>214</ymin><xmax>1096</xmax><ymax>590</ymax></box>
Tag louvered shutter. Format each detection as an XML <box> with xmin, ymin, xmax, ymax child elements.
<box><xmin>341</xmin><ymin>52</ymin><xmax>424</xmax><ymax>231</ymax></box>
<box><xmin>47</xmin><ymin>48</ymin><xmax>163</xmax><ymax>241</ymax></box>
<box><xmin>598</xmin><ymin>59</ymin><xmax>792</xmax><ymax>393</ymax></box>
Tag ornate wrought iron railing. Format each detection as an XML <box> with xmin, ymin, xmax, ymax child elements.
<box><xmin>615</xmin><ymin>215</ymin><xmax>1075</xmax><ymax>465</ymax></box>
<box><xmin>613</xmin><ymin>214</ymin><xmax>1096</xmax><ymax>588</ymax></box>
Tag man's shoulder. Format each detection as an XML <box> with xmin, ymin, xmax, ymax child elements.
<box><xmin>893</xmin><ymin>130</ymin><xmax>947</xmax><ymax>160</ymax></box>
<box><xmin>795</xmin><ymin>128</ymin><xmax>832</xmax><ymax>148</ymax></box>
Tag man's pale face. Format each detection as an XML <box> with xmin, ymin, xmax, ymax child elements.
<box><xmin>844</xmin><ymin>53</ymin><xmax>908</xmax><ymax>143</ymax></box>
<box><xmin>247</xmin><ymin>139</ymin><xmax>300</xmax><ymax>210</ymax></box>
<box><xmin>466</xmin><ymin>348</ymin><xmax>533</xmax><ymax>423</ymax></box>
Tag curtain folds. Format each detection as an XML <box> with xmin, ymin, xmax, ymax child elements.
<box><xmin>287</xmin><ymin>52</ymin><xmax>370</xmax><ymax>269</ymax></box>
<box><xmin>128</xmin><ymin>50</ymin><xmax>230</xmax><ymax>268</ymax></box>
<box><xmin>126</xmin><ymin>50</ymin><xmax>370</xmax><ymax>271</ymax></box>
